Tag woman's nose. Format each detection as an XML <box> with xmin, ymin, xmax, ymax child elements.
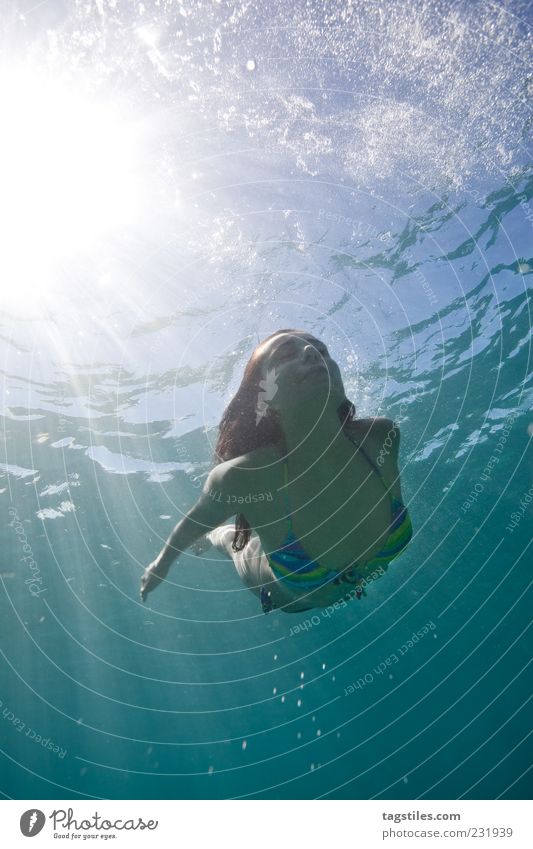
<box><xmin>303</xmin><ymin>343</ymin><xmax>320</xmax><ymax>362</ymax></box>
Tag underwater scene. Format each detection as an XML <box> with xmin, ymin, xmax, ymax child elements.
<box><xmin>0</xmin><ymin>0</ymin><xmax>531</xmax><ymax>800</ymax></box>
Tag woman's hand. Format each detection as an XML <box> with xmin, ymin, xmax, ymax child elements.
<box><xmin>140</xmin><ymin>559</ymin><xmax>170</xmax><ymax>603</ymax></box>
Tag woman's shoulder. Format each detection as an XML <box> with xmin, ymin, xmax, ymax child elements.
<box><xmin>345</xmin><ymin>416</ymin><xmax>400</xmax><ymax>451</ymax></box>
<box><xmin>346</xmin><ymin>416</ymin><xmax>400</xmax><ymax>462</ymax></box>
<box><xmin>210</xmin><ymin>444</ymin><xmax>281</xmax><ymax>497</ymax></box>
<box><xmin>227</xmin><ymin>443</ymin><xmax>283</xmax><ymax>469</ymax></box>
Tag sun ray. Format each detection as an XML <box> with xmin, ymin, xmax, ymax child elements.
<box><xmin>0</xmin><ymin>67</ymin><xmax>143</xmax><ymax>307</ymax></box>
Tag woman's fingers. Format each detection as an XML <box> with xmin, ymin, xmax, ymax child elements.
<box><xmin>140</xmin><ymin>570</ymin><xmax>151</xmax><ymax>602</ymax></box>
<box><xmin>140</xmin><ymin>573</ymin><xmax>156</xmax><ymax>602</ymax></box>
<box><xmin>140</xmin><ymin>561</ymin><xmax>167</xmax><ymax>602</ymax></box>
<box><xmin>140</xmin><ymin>571</ymin><xmax>152</xmax><ymax>602</ymax></box>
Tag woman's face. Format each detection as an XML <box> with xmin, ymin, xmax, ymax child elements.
<box><xmin>256</xmin><ymin>332</ymin><xmax>345</xmax><ymax>414</ymax></box>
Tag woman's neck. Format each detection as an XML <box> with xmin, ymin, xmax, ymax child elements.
<box><xmin>279</xmin><ymin>411</ymin><xmax>352</xmax><ymax>472</ymax></box>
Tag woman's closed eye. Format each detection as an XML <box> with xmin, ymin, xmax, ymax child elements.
<box><xmin>273</xmin><ymin>345</ymin><xmax>297</xmax><ymax>363</ymax></box>
<box><xmin>307</xmin><ymin>344</ymin><xmax>329</xmax><ymax>359</ymax></box>
<box><xmin>277</xmin><ymin>343</ymin><xmax>328</xmax><ymax>362</ymax></box>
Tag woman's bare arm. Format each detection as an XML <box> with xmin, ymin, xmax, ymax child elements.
<box><xmin>140</xmin><ymin>462</ymin><xmax>239</xmax><ymax>601</ymax></box>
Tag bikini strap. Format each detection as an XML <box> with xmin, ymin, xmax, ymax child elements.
<box><xmin>281</xmin><ymin>459</ymin><xmax>293</xmax><ymax>522</ymax></box>
<box><xmin>282</xmin><ymin>439</ymin><xmax>395</xmax><ymax>527</ymax></box>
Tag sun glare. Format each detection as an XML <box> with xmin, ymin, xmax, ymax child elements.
<box><xmin>0</xmin><ymin>68</ymin><xmax>143</xmax><ymax>302</ymax></box>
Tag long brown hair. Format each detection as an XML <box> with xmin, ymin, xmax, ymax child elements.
<box><xmin>213</xmin><ymin>329</ymin><xmax>356</xmax><ymax>551</ymax></box>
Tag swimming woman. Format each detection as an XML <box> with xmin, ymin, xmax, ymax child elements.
<box><xmin>140</xmin><ymin>329</ymin><xmax>413</xmax><ymax>613</ymax></box>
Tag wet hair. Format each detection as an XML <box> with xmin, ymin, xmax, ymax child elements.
<box><xmin>213</xmin><ymin>329</ymin><xmax>356</xmax><ymax>552</ymax></box>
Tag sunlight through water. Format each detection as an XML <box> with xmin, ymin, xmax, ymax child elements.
<box><xmin>0</xmin><ymin>67</ymin><xmax>143</xmax><ymax>305</ymax></box>
<box><xmin>0</xmin><ymin>0</ymin><xmax>531</xmax><ymax>804</ymax></box>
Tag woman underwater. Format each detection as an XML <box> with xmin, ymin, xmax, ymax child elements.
<box><xmin>140</xmin><ymin>329</ymin><xmax>413</xmax><ymax>613</ymax></box>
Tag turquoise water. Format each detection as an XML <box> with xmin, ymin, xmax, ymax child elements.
<box><xmin>1</xmin><ymin>0</ymin><xmax>532</xmax><ymax>800</ymax></box>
